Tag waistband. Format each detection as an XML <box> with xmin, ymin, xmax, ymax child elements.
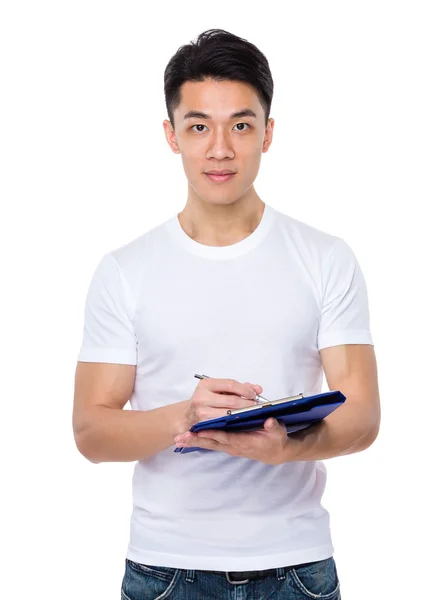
<box><xmin>203</xmin><ymin>560</ymin><xmax>320</xmax><ymax>585</ymax></box>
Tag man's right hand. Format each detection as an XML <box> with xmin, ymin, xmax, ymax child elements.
<box><xmin>183</xmin><ymin>378</ymin><xmax>263</xmax><ymax>430</ymax></box>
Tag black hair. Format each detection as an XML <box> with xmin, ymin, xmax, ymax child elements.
<box><xmin>164</xmin><ymin>29</ymin><xmax>274</xmax><ymax>130</ymax></box>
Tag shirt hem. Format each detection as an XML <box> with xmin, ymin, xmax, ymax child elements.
<box><xmin>125</xmin><ymin>542</ymin><xmax>335</xmax><ymax>571</ymax></box>
<box><xmin>317</xmin><ymin>330</ymin><xmax>374</xmax><ymax>350</ymax></box>
<box><xmin>77</xmin><ymin>347</ymin><xmax>137</xmax><ymax>364</ymax></box>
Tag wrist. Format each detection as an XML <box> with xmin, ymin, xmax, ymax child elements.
<box><xmin>279</xmin><ymin>435</ymin><xmax>299</xmax><ymax>464</ymax></box>
<box><xmin>283</xmin><ymin>421</ymin><xmax>327</xmax><ymax>463</ymax></box>
<box><xmin>173</xmin><ymin>399</ymin><xmax>192</xmax><ymax>435</ymax></box>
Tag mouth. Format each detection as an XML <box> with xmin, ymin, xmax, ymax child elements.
<box><xmin>204</xmin><ymin>173</ymin><xmax>236</xmax><ymax>183</ymax></box>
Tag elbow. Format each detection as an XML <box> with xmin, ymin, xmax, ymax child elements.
<box><xmin>73</xmin><ymin>409</ymin><xmax>104</xmax><ymax>463</ymax></box>
<box><xmin>74</xmin><ymin>430</ymin><xmax>102</xmax><ymax>464</ymax></box>
<box><xmin>362</xmin><ymin>416</ymin><xmax>380</xmax><ymax>450</ymax></box>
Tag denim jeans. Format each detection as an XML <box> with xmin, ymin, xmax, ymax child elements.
<box><xmin>121</xmin><ymin>556</ymin><xmax>341</xmax><ymax>599</ymax></box>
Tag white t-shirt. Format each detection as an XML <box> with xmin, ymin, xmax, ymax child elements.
<box><xmin>77</xmin><ymin>203</ymin><xmax>374</xmax><ymax>571</ymax></box>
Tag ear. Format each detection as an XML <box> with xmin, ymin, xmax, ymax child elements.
<box><xmin>163</xmin><ymin>120</ymin><xmax>180</xmax><ymax>154</ymax></box>
<box><xmin>262</xmin><ymin>118</ymin><xmax>274</xmax><ymax>153</ymax></box>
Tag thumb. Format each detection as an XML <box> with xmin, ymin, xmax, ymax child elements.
<box><xmin>264</xmin><ymin>417</ymin><xmax>278</xmax><ymax>430</ymax></box>
<box><xmin>251</xmin><ymin>383</ymin><xmax>263</xmax><ymax>395</ymax></box>
<box><xmin>244</xmin><ymin>382</ymin><xmax>263</xmax><ymax>395</ymax></box>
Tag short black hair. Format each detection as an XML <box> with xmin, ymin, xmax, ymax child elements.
<box><xmin>164</xmin><ymin>29</ymin><xmax>274</xmax><ymax>130</ymax></box>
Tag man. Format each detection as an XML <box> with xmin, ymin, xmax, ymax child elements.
<box><xmin>73</xmin><ymin>28</ymin><xmax>380</xmax><ymax>599</ymax></box>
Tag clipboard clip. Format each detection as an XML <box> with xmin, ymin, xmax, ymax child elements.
<box><xmin>227</xmin><ymin>393</ymin><xmax>304</xmax><ymax>416</ymax></box>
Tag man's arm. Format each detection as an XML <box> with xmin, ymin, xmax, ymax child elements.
<box><xmin>73</xmin><ymin>362</ymin><xmax>190</xmax><ymax>463</ymax></box>
<box><xmin>282</xmin><ymin>344</ymin><xmax>380</xmax><ymax>462</ymax></box>
<box><xmin>73</xmin><ymin>363</ymin><xmax>260</xmax><ymax>464</ymax></box>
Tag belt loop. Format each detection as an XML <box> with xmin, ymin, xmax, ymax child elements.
<box><xmin>185</xmin><ymin>569</ymin><xmax>195</xmax><ymax>583</ymax></box>
<box><xmin>276</xmin><ymin>567</ymin><xmax>286</xmax><ymax>581</ymax></box>
<box><xmin>226</xmin><ymin>572</ymin><xmax>250</xmax><ymax>585</ymax></box>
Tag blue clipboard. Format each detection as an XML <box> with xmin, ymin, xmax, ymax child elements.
<box><xmin>174</xmin><ymin>390</ymin><xmax>346</xmax><ymax>454</ymax></box>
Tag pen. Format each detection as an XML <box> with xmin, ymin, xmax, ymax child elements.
<box><xmin>194</xmin><ymin>374</ymin><xmax>269</xmax><ymax>403</ymax></box>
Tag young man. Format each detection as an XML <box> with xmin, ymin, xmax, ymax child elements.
<box><xmin>73</xmin><ymin>29</ymin><xmax>380</xmax><ymax>599</ymax></box>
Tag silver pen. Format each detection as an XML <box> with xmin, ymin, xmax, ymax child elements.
<box><xmin>194</xmin><ymin>374</ymin><xmax>269</xmax><ymax>403</ymax></box>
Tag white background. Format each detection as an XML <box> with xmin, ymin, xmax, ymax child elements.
<box><xmin>1</xmin><ymin>1</ymin><xmax>442</xmax><ymax>598</ymax></box>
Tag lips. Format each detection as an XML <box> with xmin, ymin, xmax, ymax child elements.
<box><xmin>205</xmin><ymin>172</ymin><xmax>236</xmax><ymax>183</ymax></box>
<box><xmin>205</xmin><ymin>171</ymin><xmax>235</xmax><ymax>175</ymax></box>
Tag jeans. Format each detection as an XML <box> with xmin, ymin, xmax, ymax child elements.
<box><xmin>121</xmin><ymin>556</ymin><xmax>341</xmax><ymax>599</ymax></box>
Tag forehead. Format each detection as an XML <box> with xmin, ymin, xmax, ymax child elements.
<box><xmin>176</xmin><ymin>79</ymin><xmax>262</xmax><ymax>119</ymax></box>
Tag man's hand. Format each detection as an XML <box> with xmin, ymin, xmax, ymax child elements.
<box><xmin>174</xmin><ymin>417</ymin><xmax>289</xmax><ymax>465</ymax></box>
<box><xmin>182</xmin><ymin>377</ymin><xmax>263</xmax><ymax>430</ymax></box>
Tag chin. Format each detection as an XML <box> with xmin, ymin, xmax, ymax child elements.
<box><xmin>206</xmin><ymin>197</ymin><xmax>238</xmax><ymax>205</ymax></box>
<box><xmin>188</xmin><ymin>178</ymin><xmax>253</xmax><ymax>207</ymax></box>
<box><xmin>191</xmin><ymin>187</ymin><xmax>241</xmax><ymax>206</ymax></box>
<box><xmin>201</xmin><ymin>197</ymin><xmax>243</xmax><ymax>208</ymax></box>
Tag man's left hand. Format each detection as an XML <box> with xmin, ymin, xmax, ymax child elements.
<box><xmin>174</xmin><ymin>418</ymin><xmax>289</xmax><ymax>464</ymax></box>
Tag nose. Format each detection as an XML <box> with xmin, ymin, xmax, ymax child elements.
<box><xmin>206</xmin><ymin>127</ymin><xmax>235</xmax><ymax>160</ymax></box>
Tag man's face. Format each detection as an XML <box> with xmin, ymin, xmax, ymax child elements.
<box><xmin>163</xmin><ymin>78</ymin><xmax>274</xmax><ymax>206</ymax></box>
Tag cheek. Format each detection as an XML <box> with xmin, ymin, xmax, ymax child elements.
<box><xmin>180</xmin><ymin>153</ymin><xmax>203</xmax><ymax>181</ymax></box>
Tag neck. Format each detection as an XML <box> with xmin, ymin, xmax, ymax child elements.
<box><xmin>178</xmin><ymin>191</ymin><xmax>266</xmax><ymax>248</ymax></box>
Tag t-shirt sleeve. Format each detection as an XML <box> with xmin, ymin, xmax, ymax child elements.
<box><xmin>77</xmin><ymin>253</ymin><xmax>138</xmax><ymax>365</ymax></box>
<box><xmin>317</xmin><ymin>238</ymin><xmax>374</xmax><ymax>350</ymax></box>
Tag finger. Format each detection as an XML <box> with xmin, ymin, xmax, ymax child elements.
<box><xmin>197</xmin><ymin>429</ymin><xmax>255</xmax><ymax>449</ymax></box>
<box><xmin>264</xmin><ymin>417</ymin><xmax>277</xmax><ymax>431</ymax></box>
<box><xmin>197</xmin><ymin>429</ymin><xmax>231</xmax><ymax>444</ymax></box>
<box><xmin>263</xmin><ymin>418</ymin><xmax>287</xmax><ymax>435</ymax></box>
<box><xmin>202</xmin><ymin>378</ymin><xmax>258</xmax><ymax>400</ymax></box>
<box><xmin>207</xmin><ymin>392</ymin><xmax>258</xmax><ymax>409</ymax></box>
<box><xmin>174</xmin><ymin>431</ymin><xmax>196</xmax><ymax>443</ymax></box>
<box><xmin>176</xmin><ymin>434</ymin><xmax>224</xmax><ymax>452</ymax></box>
<box><xmin>247</xmin><ymin>382</ymin><xmax>263</xmax><ymax>395</ymax></box>
<box><xmin>176</xmin><ymin>429</ymin><xmax>231</xmax><ymax>445</ymax></box>
<box><xmin>192</xmin><ymin>437</ymin><xmax>224</xmax><ymax>451</ymax></box>
<box><xmin>190</xmin><ymin>406</ymin><xmax>241</xmax><ymax>423</ymax></box>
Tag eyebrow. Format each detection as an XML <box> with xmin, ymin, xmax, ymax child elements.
<box><xmin>183</xmin><ymin>108</ymin><xmax>257</xmax><ymax>121</ymax></box>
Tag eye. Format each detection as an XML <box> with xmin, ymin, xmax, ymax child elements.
<box><xmin>190</xmin><ymin>124</ymin><xmax>208</xmax><ymax>132</ymax></box>
<box><xmin>190</xmin><ymin>123</ymin><xmax>251</xmax><ymax>133</ymax></box>
<box><xmin>233</xmin><ymin>123</ymin><xmax>250</xmax><ymax>132</ymax></box>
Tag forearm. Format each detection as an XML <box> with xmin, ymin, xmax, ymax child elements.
<box><xmin>282</xmin><ymin>401</ymin><xmax>380</xmax><ymax>463</ymax></box>
<box><xmin>75</xmin><ymin>401</ymin><xmax>190</xmax><ymax>463</ymax></box>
